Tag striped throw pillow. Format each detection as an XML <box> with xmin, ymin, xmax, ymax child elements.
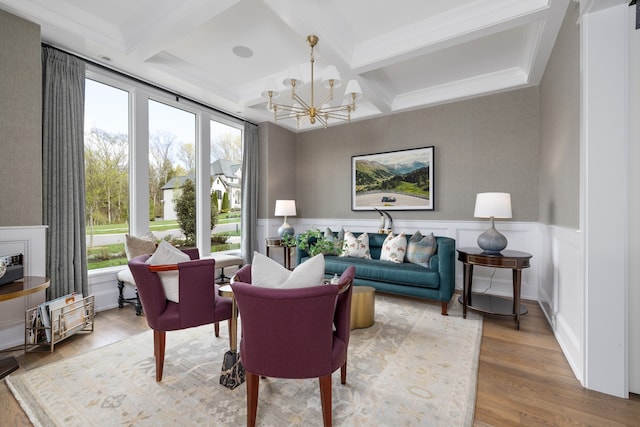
<box><xmin>406</xmin><ymin>231</ymin><xmax>437</xmax><ymax>268</ymax></box>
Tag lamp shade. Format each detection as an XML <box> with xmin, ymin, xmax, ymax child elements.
<box><xmin>322</xmin><ymin>65</ymin><xmax>342</xmax><ymax>88</ymax></box>
<box><xmin>274</xmin><ymin>200</ymin><xmax>296</xmax><ymax>217</ymax></box>
<box><xmin>260</xmin><ymin>78</ymin><xmax>280</xmax><ymax>99</ymax></box>
<box><xmin>344</xmin><ymin>79</ymin><xmax>362</xmax><ymax>100</ymax></box>
<box><xmin>474</xmin><ymin>192</ymin><xmax>512</xmax><ymax>218</ymax></box>
<box><xmin>282</xmin><ymin>66</ymin><xmax>304</xmax><ymax>88</ymax></box>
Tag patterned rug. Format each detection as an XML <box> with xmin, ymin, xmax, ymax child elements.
<box><xmin>6</xmin><ymin>294</ymin><xmax>482</xmax><ymax>426</ymax></box>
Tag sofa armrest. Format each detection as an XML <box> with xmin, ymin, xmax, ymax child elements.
<box><xmin>433</xmin><ymin>237</ymin><xmax>456</xmax><ymax>301</ymax></box>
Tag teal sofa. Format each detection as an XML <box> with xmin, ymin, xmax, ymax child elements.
<box><xmin>296</xmin><ymin>232</ymin><xmax>456</xmax><ymax>315</ymax></box>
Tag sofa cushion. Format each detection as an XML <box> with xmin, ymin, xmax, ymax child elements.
<box><xmin>340</xmin><ymin>231</ymin><xmax>371</xmax><ymax>259</ymax></box>
<box><xmin>380</xmin><ymin>232</ymin><xmax>407</xmax><ymax>263</ymax></box>
<box><xmin>323</xmin><ymin>256</ymin><xmax>440</xmax><ymax>289</ymax></box>
<box><xmin>406</xmin><ymin>231</ymin><xmax>437</xmax><ymax>268</ymax></box>
<box><xmin>252</xmin><ymin>251</ymin><xmax>325</xmax><ymax>289</ymax></box>
<box><xmin>146</xmin><ymin>240</ymin><xmax>190</xmax><ymax>303</ymax></box>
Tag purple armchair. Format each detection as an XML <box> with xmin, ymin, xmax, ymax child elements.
<box><xmin>231</xmin><ymin>265</ymin><xmax>356</xmax><ymax>427</ymax></box>
<box><xmin>128</xmin><ymin>248</ymin><xmax>233</xmax><ymax>381</ymax></box>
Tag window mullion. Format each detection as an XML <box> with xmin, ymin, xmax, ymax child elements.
<box><xmin>129</xmin><ymin>88</ymin><xmax>150</xmax><ymax>237</ymax></box>
<box><xmin>196</xmin><ymin>114</ymin><xmax>212</xmax><ymax>257</ymax></box>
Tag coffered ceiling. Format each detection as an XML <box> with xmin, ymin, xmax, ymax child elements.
<box><xmin>0</xmin><ymin>0</ymin><xmax>570</xmax><ymax>131</ymax></box>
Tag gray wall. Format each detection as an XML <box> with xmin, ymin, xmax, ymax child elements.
<box><xmin>258</xmin><ymin>122</ymin><xmax>297</xmax><ymax>219</ymax></box>
<box><xmin>0</xmin><ymin>10</ymin><xmax>42</xmax><ymax>226</ymax></box>
<box><xmin>290</xmin><ymin>87</ymin><xmax>541</xmax><ymax>222</ymax></box>
<box><xmin>539</xmin><ymin>2</ymin><xmax>580</xmax><ymax>229</ymax></box>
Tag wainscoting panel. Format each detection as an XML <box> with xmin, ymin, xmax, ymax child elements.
<box><xmin>538</xmin><ymin>224</ymin><xmax>584</xmax><ymax>384</ymax></box>
<box><xmin>88</xmin><ymin>266</ymin><xmax>131</xmax><ymax>313</ymax></box>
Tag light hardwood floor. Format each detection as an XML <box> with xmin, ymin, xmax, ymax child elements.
<box><xmin>1</xmin><ymin>298</ymin><xmax>639</xmax><ymax>426</ymax></box>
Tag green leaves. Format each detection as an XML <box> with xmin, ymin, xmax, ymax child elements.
<box><xmin>285</xmin><ymin>228</ymin><xmax>343</xmax><ymax>257</ymax></box>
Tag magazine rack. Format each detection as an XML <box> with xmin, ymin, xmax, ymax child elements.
<box><xmin>24</xmin><ymin>294</ymin><xmax>95</xmax><ymax>353</ymax></box>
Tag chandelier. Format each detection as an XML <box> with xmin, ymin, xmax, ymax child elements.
<box><xmin>261</xmin><ymin>35</ymin><xmax>362</xmax><ymax>129</ymax></box>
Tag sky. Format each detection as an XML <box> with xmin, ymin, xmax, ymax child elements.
<box><xmin>84</xmin><ymin>78</ymin><xmax>239</xmax><ymax>150</ymax></box>
<box><xmin>85</xmin><ymin>79</ymin><xmax>195</xmax><ymax>144</ymax></box>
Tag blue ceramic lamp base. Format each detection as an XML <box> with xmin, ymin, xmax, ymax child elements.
<box><xmin>277</xmin><ymin>218</ymin><xmax>294</xmax><ymax>238</ymax></box>
<box><xmin>477</xmin><ymin>217</ymin><xmax>507</xmax><ymax>254</ymax></box>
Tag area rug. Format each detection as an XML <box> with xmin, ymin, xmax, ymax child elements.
<box><xmin>6</xmin><ymin>294</ymin><xmax>482</xmax><ymax>426</ymax></box>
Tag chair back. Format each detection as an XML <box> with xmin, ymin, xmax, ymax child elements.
<box><xmin>129</xmin><ymin>254</ymin><xmax>169</xmax><ymax>327</ymax></box>
<box><xmin>233</xmin><ymin>265</ymin><xmax>356</xmax><ymax>379</ymax></box>
<box><xmin>233</xmin><ymin>283</ymin><xmax>339</xmax><ymax>378</ymax></box>
<box><xmin>128</xmin><ymin>248</ymin><xmax>224</xmax><ymax>331</ymax></box>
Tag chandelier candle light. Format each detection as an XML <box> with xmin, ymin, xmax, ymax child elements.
<box><xmin>261</xmin><ymin>35</ymin><xmax>362</xmax><ymax>128</ymax></box>
<box><xmin>275</xmin><ymin>200</ymin><xmax>297</xmax><ymax>238</ymax></box>
<box><xmin>474</xmin><ymin>192</ymin><xmax>512</xmax><ymax>254</ymax></box>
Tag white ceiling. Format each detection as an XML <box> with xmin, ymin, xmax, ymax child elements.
<box><xmin>0</xmin><ymin>0</ymin><xmax>570</xmax><ymax>132</ymax></box>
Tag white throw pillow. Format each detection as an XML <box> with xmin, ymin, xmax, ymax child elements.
<box><xmin>340</xmin><ymin>231</ymin><xmax>371</xmax><ymax>259</ymax></box>
<box><xmin>145</xmin><ymin>240</ymin><xmax>190</xmax><ymax>303</ymax></box>
<box><xmin>252</xmin><ymin>251</ymin><xmax>325</xmax><ymax>289</ymax></box>
<box><xmin>380</xmin><ymin>232</ymin><xmax>407</xmax><ymax>263</ymax></box>
<box><xmin>251</xmin><ymin>252</ymin><xmax>290</xmax><ymax>288</ymax></box>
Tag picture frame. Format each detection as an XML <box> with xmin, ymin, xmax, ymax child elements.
<box><xmin>351</xmin><ymin>146</ymin><xmax>434</xmax><ymax>211</ymax></box>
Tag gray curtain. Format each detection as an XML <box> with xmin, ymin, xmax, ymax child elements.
<box><xmin>241</xmin><ymin>122</ymin><xmax>259</xmax><ymax>262</ymax></box>
<box><xmin>42</xmin><ymin>46</ymin><xmax>88</xmax><ymax>299</ymax></box>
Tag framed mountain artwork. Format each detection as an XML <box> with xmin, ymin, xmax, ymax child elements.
<box><xmin>351</xmin><ymin>146</ymin><xmax>434</xmax><ymax>211</ymax></box>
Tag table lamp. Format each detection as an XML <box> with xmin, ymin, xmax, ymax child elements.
<box><xmin>275</xmin><ymin>199</ymin><xmax>296</xmax><ymax>237</ymax></box>
<box><xmin>474</xmin><ymin>192</ymin><xmax>512</xmax><ymax>254</ymax></box>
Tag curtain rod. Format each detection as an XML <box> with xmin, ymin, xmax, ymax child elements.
<box><xmin>41</xmin><ymin>43</ymin><xmax>256</xmax><ymax>126</ymax></box>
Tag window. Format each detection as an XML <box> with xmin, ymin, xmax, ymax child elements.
<box><xmin>149</xmin><ymin>99</ymin><xmax>196</xmax><ymax>243</ymax></box>
<box><xmin>210</xmin><ymin>120</ymin><xmax>243</xmax><ymax>245</ymax></box>
<box><xmin>84</xmin><ymin>68</ymin><xmax>243</xmax><ymax>271</ymax></box>
<box><xmin>84</xmin><ymin>78</ymin><xmax>129</xmax><ymax>267</ymax></box>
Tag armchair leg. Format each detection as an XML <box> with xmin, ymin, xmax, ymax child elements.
<box><xmin>214</xmin><ymin>322</ymin><xmax>220</xmax><ymax>337</ymax></box>
<box><xmin>154</xmin><ymin>330</ymin><xmax>166</xmax><ymax>382</ymax></box>
<box><xmin>246</xmin><ymin>371</ymin><xmax>259</xmax><ymax>427</ymax></box>
<box><xmin>319</xmin><ymin>375</ymin><xmax>332</xmax><ymax>427</ymax></box>
<box><xmin>341</xmin><ymin>359</ymin><xmax>347</xmax><ymax>385</ymax></box>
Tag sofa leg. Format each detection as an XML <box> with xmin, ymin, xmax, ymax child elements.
<box><xmin>441</xmin><ymin>301</ymin><xmax>449</xmax><ymax>316</ymax></box>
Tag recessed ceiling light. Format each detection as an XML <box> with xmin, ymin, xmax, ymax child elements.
<box><xmin>98</xmin><ymin>55</ymin><xmax>112</xmax><ymax>62</ymax></box>
<box><xmin>232</xmin><ymin>46</ymin><xmax>253</xmax><ymax>59</ymax></box>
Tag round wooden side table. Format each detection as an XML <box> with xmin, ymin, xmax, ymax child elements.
<box><xmin>456</xmin><ymin>248</ymin><xmax>531</xmax><ymax>330</ymax></box>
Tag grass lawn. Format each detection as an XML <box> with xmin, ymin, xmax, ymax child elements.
<box><xmin>87</xmin><ymin>212</ymin><xmax>240</xmax><ymax>235</ymax></box>
<box><xmin>87</xmin><ymin>228</ymin><xmax>241</xmax><ymax>270</ymax></box>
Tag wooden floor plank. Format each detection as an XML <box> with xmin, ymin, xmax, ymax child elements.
<box><xmin>475</xmin><ymin>299</ymin><xmax>640</xmax><ymax>426</ymax></box>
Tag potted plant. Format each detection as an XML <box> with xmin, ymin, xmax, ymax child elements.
<box><xmin>283</xmin><ymin>228</ymin><xmax>343</xmax><ymax>257</ymax></box>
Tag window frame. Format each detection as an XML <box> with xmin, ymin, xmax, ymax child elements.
<box><xmin>85</xmin><ymin>65</ymin><xmax>244</xmax><ymax>263</ymax></box>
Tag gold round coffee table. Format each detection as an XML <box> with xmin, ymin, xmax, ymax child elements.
<box><xmin>350</xmin><ymin>286</ymin><xmax>375</xmax><ymax>329</ymax></box>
